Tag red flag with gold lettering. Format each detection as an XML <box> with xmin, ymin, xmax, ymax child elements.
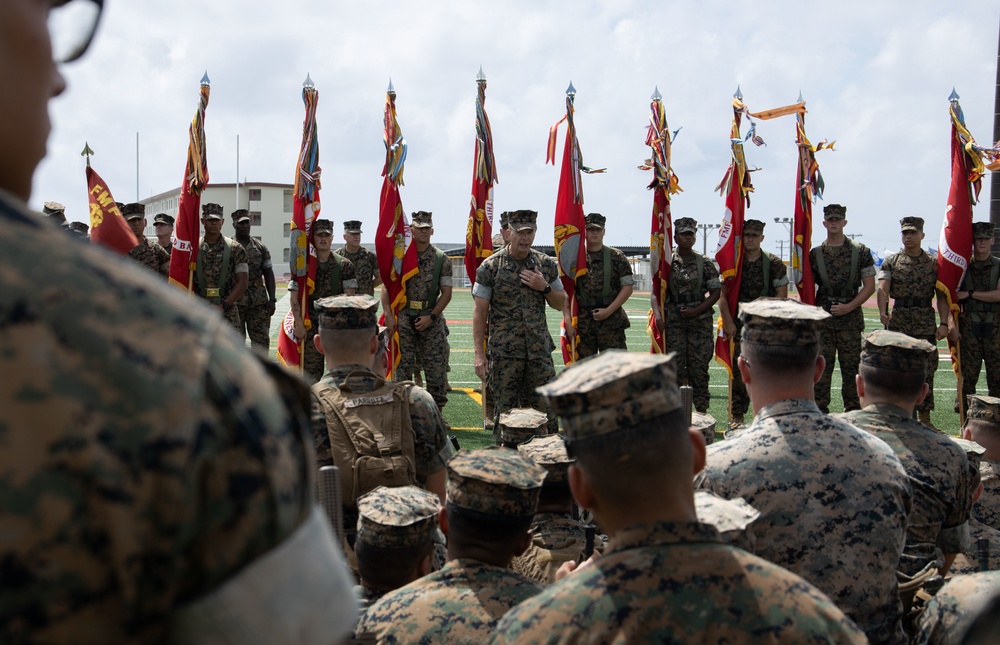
<box><xmin>86</xmin><ymin>166</ymin><xmax>137</xmax><ymax>254</ymax></box>
<box><xmin>168</xmin><ymin>76</ymin><xmax>211</xmax><ymax>290</ymax></box>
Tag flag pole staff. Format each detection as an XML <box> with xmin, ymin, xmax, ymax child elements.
<box><xmin>298</xmin><ymin>74</ymin><xmax>317</xmax><ymax>374</ymax></box>
<box><xmin>951</xmin><ymin>88</ymin><xmax>967</xmax><ymax>424</ymax></box>
<box><xmin>565</xmin><ymin>81</ymin><xmax>580</xmax><ymax>361</ymax></box>
<box><xmin>81</xmin><ymin>142</ymin><xmax>94</xmax><ymax>168</ymax></box>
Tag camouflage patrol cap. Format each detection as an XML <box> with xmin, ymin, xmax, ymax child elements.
<box><xmin>69</xmin><ymin>221</ymin><xmax>89</xmax><ymax>234</ymax></box>
<box><xmin>973</xmin><ymin>222</ymin><xmax>995</xmax><ymax>239</ymax></box>
<box><xmin>739</xmin><ymin>298</ymin><xmax>830</xmax><ymax>347</ymax></box>
<box><xmin>446</xmin><ymin>448</ymin><xmax>546</xmax><ymax>518</ymax></box>
<box><xmin>231</xmin><ymin>208</ymin><xmax>250</xmax><ymax>223</ymax></box>
<box><xmin>315</xmin><ymin>294</ymin><xmax>379</xmax><ymax>330</ymax></box>
<box><xmin>499</xmin><ymin>211</ymin><xmax>510</xmax><ymax>229</ymax></box>
<box><xmin>201</xmin><ymin>203</ymin><xmax>224</xmax><ymax>219</ymax></box>
<box><xmin>743</xmin><ymin>219</ymin><xmax>765</xmax><ymax>234</ymax></box>
<box><xmin>517</xmin><ymin>434</ymin><xmax>573</xmax><ymax>484</ymax></box>
<box><xmin>356</xmin><ymin>485</ymin><xmax>441</xmax><ymax>549</ymax></box>
<box><xmin>343</xmin><ymin>220</ymin><xmax>363</xmax><ymax>233</ymax></box>
<box><xmin>900</xmin><ymin>216</ymin><xmax>924</xmax><ymax>232</ymax></box>
<box><xmin>674</xmin><ymin>217</ymin><xmax>697</xmax><ymax>234</ymax></box>
<box><xmin>411</xmin><ymin>211</ymin><xmax>433</xmax><ymax>228</ymax></box>
<box><xmin>509</xmin><ymin>210</ymin><xmax>538</xmax><ymax>232</ymax></box>
<box><xmin>860</xmin><ymin>329</ymin><xmax>935</xmax><ymax>373</ymax></box>
<box><xmin>967</xmin><ymin>395</ymin><xmax>1000</xmax><ymax>425</ymax></box>
<box><xmin>538</xmin><ymin>350</ymin><xmax>682</xmax><ymax>441</ymax></box>
<box><xmin>153</xmin><ymin>213</ymin><xmax>174</xmax><ymax>226</ymax></box>
<box><xmin>498</xmin><ymin>408</ymin><xmax>550</xmax><ymax>448</ymax></box>
<box><xmin>585</xmin><ymin>213</ymin><xmax>606</xmax><ymax>229</ymax></box>
<box><xmin>122</xmin><ymin>203</ymin><xmax>146</xmax><ymax>220</ymax></box>
<box><xmin>115</xmin><ymin>202</ymin><xmax>125</xmax><ymax>213</ymax></box>
<box><xmin>42</xmin><ymin>201</ymin><xmax>65</xmax><ymax>215</ymax></box>
<box><xmin>823</xmin><ymin>204</ymin><xmax>847</xmax><ymax>220</ymax></box>
<box><xmin>313</xmin><ymin>219</ymin><xmax>334</xmax><ymax>234</ymax></box>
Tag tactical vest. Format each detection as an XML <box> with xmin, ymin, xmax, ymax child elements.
<box><xmin>404</xmin><ymin>248</ymin><xmax>446</xmax><ymax>316</ymax></box>
<box><xmin>194</xmin><ymin>236</ymin><xmax>237</xmax><ymax>303</ymax></box>
<box><xmin>313</xmin><ymin>374</ymin><xmax>417</xmax><ymax>514</ymax></box>
<box><xmin>814</xmin><ymin>240</ymin><xmax>860</xmax><ymax>303</ymax></box>
<box><xmin>578</xmin><ymin>247</ymin><xmax>615</xmax><ymax>308</ymax></box>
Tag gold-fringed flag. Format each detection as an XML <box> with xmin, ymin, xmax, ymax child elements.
<box><xmin>376</xmin><ymin>80</ymin><xmax>419</xmax><ymax>379</ymax></box>
<box><xmin>640</xmin><ymin>87</ymin><xmax>682</xmax><ymax>353</ymax></box>
<box><xmin>936</xmin><ymin>89</ymin><xmax>999</xmax><ymax>419</ymax></box>
<box><xmin>464</xmin><ymin>67</ymin><xmax>497</xmax><ymax>285</ymax></box>
<box><xmin>168</xmin><ymin>73</ymin><xmax>211</xmax><ymax>291</ymax></box>
<box><xmin>548</xmin><ymin>82</ymin><xmax>603</xmax><ymax>365</ymax></box>
<box><xmin>278</xmin><ymin>75</ymin><xmax>322</xmax><ymax>369</ymax></box>
<box><xmin>83</xmin><ymin>144</ymin><xmax>137</xmax><ymax>254</ymax></box>
<box><xmin>714</xmin><ymin>88</ymin><xmax>754</xmax><ymax>378</ymax></box>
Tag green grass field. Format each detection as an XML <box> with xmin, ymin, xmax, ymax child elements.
<box><xmin>269</xmin><ymin>287</ymin><xmax>967</xmax><ymax>451</ymax></box>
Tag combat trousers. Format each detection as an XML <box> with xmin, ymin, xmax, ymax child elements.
<box><xmin>487</xmin><ymin>352</ymin><xmax>558</xmax><ymax>439</ymax></box>
<box><xmin>303</xmin><ymin>328</ymin><xmax>324</xmax><ymax>384</ymax></box>
<box><xmin>575</xmin><ymin>314</ymin><xmax>627</xmax><ymax>359</ymax></box>
<box><xmin>237</xmin><ymin>303</ymin><xmax>272</xmax><ymax>352</ymax></box>
<box><xmin>664</xmin><ymin>314</ymin><xmax>714</xmax><ymax>413</ymax></box>
<box><xmin>959</xmin><ymin>321</ymin><xmax>1000</xmax><ymax>408</ymax></box>
<box><xmin>815</xmin><ymin>324</ymin><xmax>862</xmax><ymax>413</ymax></box>
<box><xmin>911</xmin><ymin>333</ymin><xmax>939</xmax><ymax>412</ymax></box>
<box><xmin>729</xmin><ymin>327</ymin><xmax>750</xmax><ymax>418</ymax></box>
<box><xmin>397</xmin><ymin>315</ymin><xmax>449</xmax><ymax>410</ymax></box>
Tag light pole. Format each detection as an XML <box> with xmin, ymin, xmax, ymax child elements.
<box><xmin>698</xmin><ymin>223</ymin><xmax>721</xmax><ymax>255</ymax></box>
<box><xmin>773</xmin><ymin>217</ymin><xmax>793</xmax><ymax>265</ymax></box>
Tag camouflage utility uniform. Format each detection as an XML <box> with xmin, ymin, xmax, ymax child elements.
<box><xmin>574</xmin><ymin>244</ymin><xmax>633</xmax><ymax>358</ymax></box>
<box><xmin>959</xmin><ymin>254</ymin><xmax>1000</xmax><ymax>406</ymax></box>
<box><xmin>914</xmin><ymin>571</ymin><xmax>1000</xmax><ymax>644</ymax></box>
<box><xmin>296</xmin><ymin>255</ymin><xmax>357</xmax><ymax>382</ymax></box>
<box><xmin>976</xmin><ymin>458</ymin><xmax>1000</xmax><ymax>530</ymax></box>
<box><xmin>696</xmin><ymin>398</ymin><xmax>912</xmax><ymax>644</ymax></box>
<box><xmin>335</xmin><ymin>246</ymin><xmax>380</xmax><ymax>296</ymax></box>
<box><xmin>879</xmin><ymin>249</ymin><xmax>940</xmax><ymax>411</ymax></box>
<box><xmin>397</xmin><ymin>245</ymin><xmax>452</xmax><ymax>410</ymax></box>
<box><xmin>127</xmin><ymin>236</ymin><xmax>170</xmax><ymax>278</ymax></box>
<box><xmin>236</xmin><ymin>236</ymin><xmax>273</xmax><ymax>351</ymax></box>
<box><xmin>510</xmin><ymin>513</ymin><xmax>595</xmax><ymax>585</ymax></box>
<box><xmin>0</xmin><ymin>197</ymin><xmax>351</xmax><ymax>642</ymax></box>
<box><xmin>194</xmin><ymin>236</ymin><xmax>248</xmax><ymax>331</ymax></box>
<box><xmin>838</xmin><ymin>403</ymin><xmax>976</xmax><ymax>575</ymax></box>
<box><xmin>810</xmin><ymin>238</ymin><xmax>876</xmax><ymax>412</ymax></box>
<box><xmin>664</xmin><ymin>250</ymin><xmax>720</xmax><ymax>412</ymax></box>
<box><xmin>475</xmin><ymin>247</ymin><xmax>562</xmax><ymax>432</ymax></box>
<box><xmin>493</xmin><ymin>521</ymin><xmax>866</xmax><ymax>644</ymax></box>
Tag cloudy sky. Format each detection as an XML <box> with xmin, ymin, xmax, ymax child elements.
<box><xmin>36</xmin><ymin>1</ymin><xmax>999</xmax><ymax>259</ymax></box>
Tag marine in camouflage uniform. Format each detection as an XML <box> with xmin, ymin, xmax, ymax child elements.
<box><xmin>473</xmin><ymin>210</ymin><xmax>566</xmax><ymax>437</ymax></box>
<box><xmin>231</xmin><ymin>209</ymin><xmax>276</xmax><ymax>352</ymax></box>
<box><xmin>290</xmin><ymin>219</ymin><xmax>358</xmax><ymax>383</ymax></box>
<box><xmin>335</xmin><ymin>220</ymin><xmax>382</xmax><ymax>296</ymax></box>
<box><xmin>194</xmin><ymin>203</ymin><xmax>248</xmax><ymax>332</ymax></box>
<box><xmin>391</xmin><ymin>211</ymin><xmax>452</xmax><ymax>411</ymax></box>
<box><xmin>696</xmin><ymin>300</ymin><xmax>912</xmax><ymax>644</ymax></box>
<box><xmin>945</xmin><ymin>432</ymin><xmax>997</xmax><ymax>576</ymax></box>
<box><xmin>570</xmin><ymin>212</ymin><xmax>634</xmax><ymax>358</ymax></box>
<box><xmin>152</xmin><ymin>212</ymin><xmax>174</xmax><ymax>260</ymax></box>
<box><xmin>496</xmin><ymin>351</ymin><xmax>866</xmax><ymax>644</ymax></box>
<box><xmin>914</xmin><ymin>571</ymin><xmax>1000</xmax><ymax>644</ymax></box>
<box><xmin>0</xmin><ymin>192</ymin><xmax>356</xmax><ymax>643</ymax></box>
<box><xmin>659</xmin><ymin>217</ymin><xmax>721</xmax><ymax>413</ymax></box>
<box><xmin>717</xmin><ymin>219</ymin><xmax>788</xmax><ymax>424</ymax></box>
<box><xmin>877</xmin><ymin>216</ymin><xmax>952</xmax><ymax>420</ymax></box>
<box><xmin>356</xmin><ymin>449</ymin><xmax>546</xmax><ymax>643</ymax></box>
<box><xmin>964</xmin><ymin>394</ymin><xmax>1000</xmax><ymax>532</ymax></box>
<box><xmin>810</xmin><ymin>204</ymin><xmax>876</xmax><ymax>413</ymax></box>
<box><xmin>956</xmin><ymin>221</ymin><xmax>1000</xmax><ymax>410</ymax></box>
<box><xmin>836</xmin><ymin>330</ymin><xmax>976</xmax><ymax>578</ymax></box>
<box><xmin>124</xmin><ymin>202</ymin><xmax>170</xmax><ymax>278</ymax></box>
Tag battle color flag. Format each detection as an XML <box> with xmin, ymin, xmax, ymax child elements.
<box><xmin>376</xmin><ymin>81</ymin><xmax>419</xmax><ymax>379</ymax></box>
<box><xmin>464</xmin><ymin>68</ymin><xmax>498</xmax><ymax>284</ymax></box>
<box><xmin>278</xmin><ymin>75</ymin><xmax>322</xmax><ymax>369</ymax></box>
<box><xmin>168</xmin><ymin>74</ymin><xmax>211</xmax><ymax>291</ymax></box>
<box><xmin>85</xmin><ymin>165</ymin><xmax>137</xmax><ymax>254</ymax></box>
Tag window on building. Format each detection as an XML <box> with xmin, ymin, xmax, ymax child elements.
<box><xmin>283</xmin><ymin>223</ymin><xmax>290</xmax><ymax>238</ymax></box>
<box><xmin>283</xmin><ymin>190</ymin><xmax>293</xmax><ymax>213</ymax></box>
<box><xmin>283</xmin><ymin>248</ymin><xmax>290</xmax><ymax>262</ymax></box>
<box><xmin>250</xmin><ymin>211</ymin><xmax>262</xmax><ymax>226</ymax></box>
<box><xmin>249</xmin><ymin>188</ymin><xmax>262</xmax><ymax>201</ymax></box>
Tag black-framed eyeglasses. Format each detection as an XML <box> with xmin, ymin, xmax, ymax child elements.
<box><xmin>48</xmin><ymin>0</ymin><xmax>104</xmax><ymax>64</ymax></box>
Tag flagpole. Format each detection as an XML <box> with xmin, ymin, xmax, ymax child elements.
<box><xmin>992</xmin><ymin>16</ymin><xmax>1000</xmax><ymax>253</ymax></box>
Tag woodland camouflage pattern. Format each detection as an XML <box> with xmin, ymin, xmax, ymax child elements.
<box><xmin>492</xmin><ymin>521</ymin><xmax>867</xmax><ymax>644</ymax></box>
<box><xmin>574</xmin><ymin>244</ymin><xmax>633</xmax><ymax>358</ymax></box>
<box><xmin>355</xmin><ymin>559</ymin><xmax>543</xmax><ymax>643</ymax></box>
<box><xmin>355</xmin><ymin>485</ymin><xmax>440</xmax><ymax>549</ymax></box>
<box><xmin>510</xmin><ymin>513</ymin><xmax>602</xmax><ymax>585</ymax></box>
<box><xmin>235</xmin><ymin>235</ymin><xmax>273</xmax><ymax>351</ymax></box>
<box><xmin>310</xmin><ymin>364</ymin><xmax>453</xmax><ymax>485</ymax></box>
<box><xmin>878</xmin><ymin>248</ymin><xmax>940</xmax><ymax>411</ymax></box>
<box><xmin>298</xmin><ymin>254</ymin><xmax>357</xmax><ymax>382</ymax></box>
<box><xmin>974</xmin><ymin>458</ymin><xmax>1000</xmax><ymax>530</ymax></box>
<box><xmin>446</xmin><ymin>448</ymin><xmax>546</xmax><ymax>518</ymax></box>
<box><xmin>960</xmin><ymin>259</ymin><xmax>1000</xmax><ymax>405</ymax></box>
<box><xmin>397</xmin><ymin>245</ymin><xmax>451</xmax><ymax>409</ymax></box>
<box><xmin>664</xmin><ymin>250</ymin><xmax>720</xmax><ymax>412</ymax></box>
<box><xmin>694</xmin><ymin>490</ymin><xmax>760</xmax><ymax>553</ymax></box>
<box><xmin>0</xmin><ymin>198</ymin><xmax>316</xmax><ymax>642</ymax></box>
<box><xmin>810</xmin><ymin>238</ymin><xmax>876</xmax><ymax>412</ymax></box>
<box><xmin>516</xmin><ymin>434</ymin><xmax>572</xmax><ymax>484</ymax></box>
<box><xmin>194</xmin><ymin>235</ymin><xmax>248</xmax><ymax>329</ymax></box>
<box><xmin>696</xmin><ymin>398</ymin><xmax>912</xmax><ymax>644</ymax></box>
<box><xmin>335</xmin><ymin>246</ymin><xmax>380</xmax><ymax>296</ymax></box>
<box><xmin>498</xmin><ymin>407</ymin><xmax>550</xmax><ymax>447</ymax></box>
<box><xmin>837</xmin><ymin>403</ymin><xmax>976</xmax><ymax>575</ymax></box>
<box><xmin>127</xmin><ymin>237</ymin><xmax>170</xmax><ymax>278</ymax></box>
<box><xmin>914</xmin><ymin>571</ymin><xmax>1000</xmax><ymax>644</ymax></box>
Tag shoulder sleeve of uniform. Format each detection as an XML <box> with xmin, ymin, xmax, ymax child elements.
<box><xmin>878</xmin><ymin>253</ymin><xmax>895</xmax><ymax>280</ymax></box>
<box><xmin>408</xmin><ymin>386</ymin><xmax>453</xmax><ymax>477</ymax></box>
<box><xmin>475</xmin><ymin>255</ymin><xmax>496</xmax><ymax>289</ymax></box>
<box><xmin>310</xmin><ymin>391</ymin><xmax>334</xmax><ymax>468</ymax></box>
<box><xmin>539</xmin><ymin>252</ymin><xmax>561</xmax><ymax>286</ymax></box>
<box><xmin>340</xmin><ymin>256</ymin><xmax>356</xmax><ymax>278</ymax></box>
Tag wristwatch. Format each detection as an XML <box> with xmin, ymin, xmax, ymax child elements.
<box><xmin>542</xmin><ymin>285</ymin><xmax>552</xmax><ymax>295</ymax></box>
